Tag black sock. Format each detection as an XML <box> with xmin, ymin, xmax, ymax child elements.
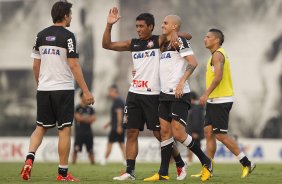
<box><xmin>158</xmin><ymin>140</ymin><xmax>173</xmax><ymax>176</ymax></box>
<box><xmin>173</xmin><ymin>153</ymin><xmax>185</xmax><ymax>168</ymax></box>
<box><xmin>126</xmin><ymin>159</ymin><xmax>135</xmax><ymax>176</ymax></box>
<box><xmin>26</xmin><ymin>152</ymin><xmax>35</xmax><ymax>163</ymax></box>
<box><xmin>58</xmin><ymin>166</ymin><xmax>68</xmax><ymax>177</ymax></box>
<box><xmin>187</xmin><ymin>139</ymin><xmax>210</xmax><ymax>166</ymax></box>
<box><xmin>240</xmin><ymin>156</ymin><xmax>251</xmax><ymax>167</ymax></box>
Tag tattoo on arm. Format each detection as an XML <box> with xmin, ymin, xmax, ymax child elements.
<box><xmin>186</xmin><ymin>63</ymin><xmax>196</xmax><ymax>73</ymax></box>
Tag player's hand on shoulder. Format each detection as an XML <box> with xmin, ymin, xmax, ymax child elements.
<box><xmin>170</xmin><ymin>31</ymin><xmax>180</xmax><ymax>49</ymax></box>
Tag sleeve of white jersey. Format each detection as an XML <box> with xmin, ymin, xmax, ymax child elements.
<box><xmin>30</xmin><ymin>35</ymin><xmax>41</xmax><ymax>59</ymax></box>
<box><xmin>178</xmin><ymin>37</ymin><xmax>194</xmax><ymax>57</ymax></box>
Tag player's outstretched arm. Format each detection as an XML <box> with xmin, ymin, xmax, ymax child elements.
<box><xmin>102</xmin><ymin>7</ymin><xmax>131</xmax><ymax>51</ymax></box>
<box><xmin>159</xmin><ymin>31</ymin><xmax>192</xmax><ymax>48</ymax></box>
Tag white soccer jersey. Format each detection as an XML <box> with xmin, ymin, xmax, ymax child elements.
<box><xmin>160</xmin><ymin>37</ymin><xmax>194</xmax><ymax>95</ymax></box>
<box><xmin>129</xmin><ymin>35</ymin><xmax>161</xmax><ymax>95</ymax></box>
<box><xmin>31</xmin><ymin>26</ymin><xmax>79</xmax><ymax>91</ymax></box>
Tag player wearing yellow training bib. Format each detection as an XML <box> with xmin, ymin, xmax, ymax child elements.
<box><xmin>197</xmin><ymin>28</ymin><xmax>256</xmax><ymax>179</ymax></box>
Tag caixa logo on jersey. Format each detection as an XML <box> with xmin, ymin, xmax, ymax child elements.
<box><xmin>132</xmin><ymin>80</ymin><xmax>148</xmax><ymax>88</ymax></box>
<box><xmin>133</xmin><ymin>50</ymin><xmax>155</xmax><ymax>59</ymax></box>
<box><xmin>42</xmin><ymin>48</ymin><xmax>60</xmax><ymax>55</ymax></box>
<box><xmin>160</xmin><ymin>52</ymin><xmax>171</xmax><ymax>59</ymax></box>
<box><xmin>67</xmin><ymin>38</ymin><xmax>75</xmax><ymax>53</ymax></box>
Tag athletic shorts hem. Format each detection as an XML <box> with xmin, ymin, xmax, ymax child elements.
<box><xmin>36</xmin><ymin>121</ymin><xmax>56</xmax><ymax>129</ymax></box>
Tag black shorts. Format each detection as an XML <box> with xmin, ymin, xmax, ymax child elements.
<box><xmin>108</xmin><ymin>130</ymin><xmax>125</xmax><ymax>143</ymax></box>
<box><xmin>159</xmin><ymin>100</ymin><xmax>190</xmax><ymax>127</ymax></box>
<box><xmin>36</xmin><ymin>90</ymin><xmax>74</xmax><ymax>130</ymax></box>
<box><xmin>124</xmin><ymin>92</ymin><xmax>160</xmax><ymax>131</ymax></box>
<box><xmin>204</xmin><ymin>102</ymin><xmax>233</xmax><ymax>134</ymax></box>
<box><xmin>74</xmin><ymin>134</ymin><xmax>93</xmax><ymax>153</ymax></box>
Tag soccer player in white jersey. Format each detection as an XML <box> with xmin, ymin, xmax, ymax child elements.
<box><xmin>20</xmin><ymin>1</ymin><xmax>94</xmax><ymax>182</ymax></box>
<box><xmin>102</xmin><ymin>7</ymin><xmax>192</xmax><ymax>181</ymax></box>
<box><xmin>144</xmin><ymin>15</ymin><xmax>212</xmax><ymax>182</ymax></box>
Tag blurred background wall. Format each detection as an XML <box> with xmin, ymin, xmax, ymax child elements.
<box><xmin>0</xmin><ymin>0</ymin><xmax>281</xmax><ymax>138</ymax></box>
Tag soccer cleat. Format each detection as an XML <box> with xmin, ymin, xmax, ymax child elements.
<box><xmin>176</xmin><ymin>162</ymin><xmax>187</xmax><ymax>180</ymax></box>
<box><xmin>56</xmin><ymin>173</ymin><xmax>80</xmax><ymax>182</ymax></box>
<box><xmin>201</xmin><ymin>159</ymin><xmax>213</xmax><ymax>182</ymax></box>
<box><xmin>113</xmin><ymin>173</ymin><xmax>135</xmax><ymax>181</ymax></box>
<box><xmin>144</xmin><ymin>173</ymin><xmax>169</xmax><ymax>181</ymax></box>
<box><xmin>191</xmin><ymin>159</ymin><xmax>214</xmax><ymax>178</ymax></box>
<box><xmin>241</xmin><ymin>162</ymin><xmax>256</xmax><ymax>178</ymax></box>
<box><xmin>191</xmin><ymin>172</ymin><xmax>202</xmax><ymax>178</ymax></box>
<box><xmin>20</xmin><ymin>159</ymin><xmax>33</xmax><ymax>180</ymax></box>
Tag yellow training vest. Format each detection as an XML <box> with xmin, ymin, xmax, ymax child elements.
<box><xmin>206</xmin><ymin>47</ymin><xmax>234</xmax><ymax>98</ymax></box>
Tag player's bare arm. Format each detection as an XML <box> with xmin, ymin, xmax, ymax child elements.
<box><xmin>86</xmin><ymin>114</ymin><xmax>96</xmax><ymax>124</ymax></box>
<box><xmin>32</xmin><ymin>58</ymin><xmax>41</xmax><ymax>86</ymax></box>
<box><xmin>102</xmin><ymin>7</ymin><xmax>131</xmax><ymax>51</ymax></box>
<box><xmin>67</xmin><ymin>58</ymin><xmax>94</xmax><ymax>105</ymax></box>
<box><xmin>175</xmin><ymin>55</ymin><xmax>198</xmax><ymax>99</ymax></box>
<box><xmin>199</xmin><ymin>51</ymin><xmax>224</xmax><ymax>106</ymax></box>
<box><xmin>159</xmin><ymin>31</ymin><xmax>192</xmax><ymax>49</ymax></box>
<box><xmin>74</xmin><ymin>113</ymin><xmax>95</xmax><ymax>124</ymax></box>
<box><xmin>116</xmin><ymin>108</ymin><xmax>123</xmax><ymax>134</ymax></box>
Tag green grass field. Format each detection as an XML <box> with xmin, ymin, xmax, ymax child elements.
<box><xmin>1</xmin><ymin>162</ymin><xmax>282</xmax><ymax>184</ymax></box>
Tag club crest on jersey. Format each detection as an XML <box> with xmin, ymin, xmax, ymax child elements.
<box><xmin>147</xmin><ymin>40</ymin><xmax>154</xmax><ymax>48</ymax></box>
<box><xmin>42</xmin><ymin>48</ymin><xmax>60</xmax><ymax>55</ymax></box>
<box><xmin>133</xmin><ymin>50</ymin><xmax>155</xmax><ymax>59</ymax></box>
<box><xmin>160</xmin><ymin>52</ymin><xmax>171</xmax><ymax>59</ymax></box>
<box><xmin>46</xmin><ymin>36</ymin><xmax>56</xmax><ymax>41</ymax></box>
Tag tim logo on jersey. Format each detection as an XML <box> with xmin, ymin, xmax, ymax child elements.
<box><xmin>133</xmin><ymin>50</ymin><xmax>155</xmax><ymax>59</ymax></box>
<box><xmin>132</xmin><ymin>80</ymin><xmax>148</xmax><ymax>88</ymax></box>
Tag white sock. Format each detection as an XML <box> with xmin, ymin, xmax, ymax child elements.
<box><xmin>160</xmin><ymin>137</ymin><xmax>174</xmax><ymax>147</ymax></box>
<box><xmin>58</xmin><ymin>165</ymin><xmax>68</xmax><ymax>169</ymax></box>
<box><xmin>237</xmin><ymin>152</ymin><xmax>246</xmax><ymax>161</ymax></box>
<box><xmin>182</xmin><ymin>135</ymin><xmax>193</xmax><ymax>147</ymax></box>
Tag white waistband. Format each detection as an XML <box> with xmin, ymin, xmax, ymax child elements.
<box><xmin>207</xmin><ymin>96</ymin><xmax>234</xmax><ymax>104</ymax></box>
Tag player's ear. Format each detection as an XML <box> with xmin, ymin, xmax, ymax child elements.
<box><xmin>149</xmin><ymin>24</ymin><xmax>154</xmax><ymax>32</ymax></box>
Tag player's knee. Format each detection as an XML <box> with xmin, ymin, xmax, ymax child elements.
<box><xmin>172</xmin><ymin>128</ymin><xmax>185</xmax><ymax>142</ymax></box>
<box><xmin>127</xmin><ymin>129</ymin><xmax>139</xmax><ymax>141</ymax></box>
<box><xmin>204</xmin><ymin>128</ymin><xmax>213</xmax><ymax>139</ymax></box>
<box><xmin>215</xmin><ymin>133</ymin><xmax>227</xmax><ymax>142</ymax></box>
<box><xmin>153</xmin><ymin>131</ymin><xmax>161</xmax><ymax>141</ymax></box>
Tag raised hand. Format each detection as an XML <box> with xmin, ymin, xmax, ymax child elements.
<box><xmin>107</xmin><ymin>7</ymin><xmax>121</xmax><ymax>25</ymax></box>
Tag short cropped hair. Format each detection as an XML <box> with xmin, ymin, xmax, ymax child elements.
<box><xmin>136</xmin><ymin>13</ymin><xmax>155</xmax><ymax>31</ymax></box>
<box><xmin>209</xmin><ymin>28</ymin><xmax>224</xmax><ymax>45</ymax></box>
<box><xmin>51</xmin><ymin>1</ymin><xmax>72</xmax><ymax>23</ymax></box>
<box><xmin>109</xmin><ymin>84</ymin><xmax>118</xmax><ymax>91</ymax></box>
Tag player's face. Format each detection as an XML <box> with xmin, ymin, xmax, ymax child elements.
<box><xmin>65</xmin><ymin>12</ymin><xmax>72</xmax><ymax>27</ymax></box>
<box><xmin>161</xmin><ymin>16</ymin><xmax>173</xmax><ymax>35</ymax></box>
<box><xmin>108</xmin><ymin>88</ymin><xmax>116</xmax><ymax>98</ymax></box>
<box><xmin>136</xmin><ymin>20</ymin><xmax>152</xmax><ymax>40</ymax></box>
<box><xmin>204</xmin><ymin>32</ymin><xmax>217</xmax><ymax>49</ymax></box>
